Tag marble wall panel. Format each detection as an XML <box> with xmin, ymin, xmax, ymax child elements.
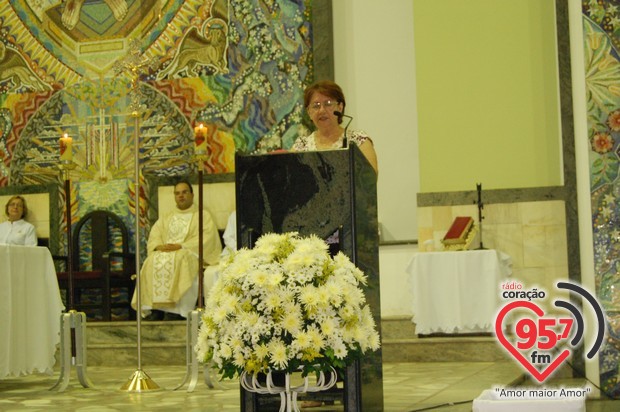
<box><xmin>417</xmin><ymin>200</ymin><xmax>569</xmax><ymax>296</ymax></box>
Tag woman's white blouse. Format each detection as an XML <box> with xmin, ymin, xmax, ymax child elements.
<box><xmin>0</xmin><ymin>219</ymin><xmax>37</xmax><ymax>246</ymax></box>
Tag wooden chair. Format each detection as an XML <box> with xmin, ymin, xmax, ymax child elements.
<box><xmin>54</xmin><ymin>210</ymin><xmax>136</xmax><ymax>321</ymax></box>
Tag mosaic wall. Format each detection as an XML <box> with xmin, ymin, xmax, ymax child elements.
<box><xmin>0</xmin><ymin>0</ymin><xmax>317</xmax><ymax>254</ymax></box>
<box><xmin>582</xmin><ymin>0</ymin><xmax>620</xmax><ymax>398</ymax></box>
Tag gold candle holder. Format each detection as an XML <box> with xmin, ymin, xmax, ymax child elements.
<box><xmin>192</xmin><ymin>152</ymin><xmax>208</xmax><ymax>164</ymax></box>
<box><xmin>58</xmin><ymin>160</ymin><xmax>77</xmax><ymax>180</ymax></box>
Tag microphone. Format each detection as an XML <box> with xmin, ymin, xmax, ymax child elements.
<box><xmin>333</xmin><ymin>111</ymin><xmax>353</xmax><ymax>148</ymax></box>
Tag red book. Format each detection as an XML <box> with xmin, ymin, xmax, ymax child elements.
<box><xmin>442</xmin><ymin>216</ymin><xmax>474</xmax><ymax>245</ymax></box>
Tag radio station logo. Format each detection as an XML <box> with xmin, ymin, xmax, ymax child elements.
<box><xmin>494</xmin><ymin>280</ymin><xmax>605</xmax><ymax>382</ymax></box>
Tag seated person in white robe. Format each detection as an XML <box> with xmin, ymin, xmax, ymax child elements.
<box><xmin>132</xmin><ymin>180</ymin><xmax>222</xmax><ymax>320</ymax></box>
<box><xmin>0</xmin><ymin>195</ymin><xmax>37</xmax><ymax>246</ymax></box>
<box><xmin>203</xmin><ymin>210</ymin><xmax>237</xmax><ymax>294</ymax></box>
<box><xmin>221</xmin><ymin>210</ymin><xmax>237</xmax><ymax>257</ymax></box>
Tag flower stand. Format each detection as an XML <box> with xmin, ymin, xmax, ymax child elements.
<box><xmin>240</xmin><ymin>367</ymin><xmax>338</xmax><ymax>412</ymax></box>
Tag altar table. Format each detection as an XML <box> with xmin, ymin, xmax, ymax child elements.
<box><xmin>0</xmin><ymin>244</ymin><xmax>64</xmax><ymax>379</ymax></box>
<box><xmin>406</xmin><ymin>249</ymin><xmax>512</xmax><ymax>335</ymax></box>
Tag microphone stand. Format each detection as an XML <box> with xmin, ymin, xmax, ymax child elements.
<box><xmin>474</xmin><ymin>183</ymin><xmax>486</xmax><ymax>250</ymax></box>
<box><xmin>334</xmin><ymin>111</ymin><xmax>353</xmax><ymax>148</ymax></box>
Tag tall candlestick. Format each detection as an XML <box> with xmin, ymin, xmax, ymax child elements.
<box><xmin>194</xmin><ymin>123</ymin><xmax>207</xmax><ymax>153</ymax></box>
<box><xmin>59</xmin><ymin>134</ymin><xmax>73</xmax><ymax>162</ymax></box>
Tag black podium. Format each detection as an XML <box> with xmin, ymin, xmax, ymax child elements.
<box><xmin>236</xmin><ymin>145</ymin><xmax>384</xmax><ymax>411</ymax></box>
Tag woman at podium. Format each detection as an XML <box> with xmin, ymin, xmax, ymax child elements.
<box><xmin>0</xmin><ymin>195</ymin><xmax>37</xmax><ymax>246</ymax></box>
<box><xmin>292</xmin><ymin>80</ymin><xmax>378</xmax><ymax>174</ymax></box>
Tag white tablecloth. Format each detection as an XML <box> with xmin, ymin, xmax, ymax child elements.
<box><xmin>406</xmin><ymin>249</ymin><xmax>512</xmax><ymax>334</ymax></box>
<box><xmin>0</xmin><ymin>245</ymin><xmax>64</xmax><ymax>379</ymax></box>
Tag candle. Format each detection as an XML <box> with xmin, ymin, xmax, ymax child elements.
<box><xmin>59</xmin><ymin>133</ymin><xmax>73</xmax><ymax>162</ymax></box>
<box><xmin>194</xmin><ymin>123</ymin><xmax>207</xmax><ymax>153</ymax></box>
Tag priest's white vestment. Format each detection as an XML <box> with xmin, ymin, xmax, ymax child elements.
<box><xmin>131</xmin><ymin>205</ymin><xmax>221</xmax><ymax>317</ymax></box>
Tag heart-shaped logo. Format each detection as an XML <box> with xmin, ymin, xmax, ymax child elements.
<box><xmin>495</xmin><ymin>301</ymin><xmax>571</xmax><ymax>383</ymax></box>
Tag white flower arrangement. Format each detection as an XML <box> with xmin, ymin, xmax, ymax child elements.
<box><xmin>196</xmin><ymin>232</ymin><xmax>381</xmax><ymax>379</ymax></box>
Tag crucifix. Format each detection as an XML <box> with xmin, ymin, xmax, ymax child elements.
<box><xmin>84</xmin><ymin>108</ymin><xmax>115</xmax><ymax>182</ymax></box>
<box><xmin>114</xmin><ymin>40</ymin><xmax>158</xmax><ymax>115</ymax></box>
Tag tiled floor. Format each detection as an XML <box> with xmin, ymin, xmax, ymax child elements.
<box><xmin>0</xmin><ymin>362</ymin><xmax>617</xmax><ymax>411</ymax></box>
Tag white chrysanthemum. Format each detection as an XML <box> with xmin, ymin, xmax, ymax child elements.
<box><xmin>285</xmin><ymin>253</ymin><xmax>315</xmax><ymax>269</ymax></box>
<box><xmin>229</xmin><ymin>335</ymin><xmax>244</xmax><ymax>351</ymax></box>
<box><xmin>254</xmin><ymin>343</ymin><xmax>269</xmax><ymax>361</ymax></box>
<box><xmin>299</xmin><ymin>285</ymin><xmax>319</xmax><ymax>307</ymax></box>
<box><xmin>294</xmin><ymin>234</ymin><xmax>329</xmax><ymax>254</ymax></box>
<box><xmin>233</xmin><ymin>351</ymin><xmax>246</xmax><ymax>369</ymax></box>
<box><xmin>323</xmin><ymin>278</ymin><xmax>344</xmax><ymax>305</ymax></box>
<box><xmin>255</xmin><ymin>232</ymin><xmax>295</xmax><ymax>260</ymax></box>
<box><xmin>222</xmin><ymin>294</ymin><xmax>240</xmax><ymax>313</ymax></box>
<box><xmin>218</xmin><ymin>342</ymin><xmax>232</xmax><ymax>359</ymax></box>
<box><xmin>292</xmin><ymin>330</ymin><xmax>312</xmax><ymax>349</ymax></box>
<box><xmin>338</xmin><ymin>304</ymin><xmax>356</xmax><ymax>322</ymax></box>
<box><xmin>197</xmin><ymin>232</ymin><xmax>380</xmax><ymax>377</ymax></box>
<box><xmin>249</xmin><ymin>269</ymin><xmax>270</xmax><ymax>287</ymax></box>
<box><xmin>222</xmin><ymin>251</ymin><xmax>258</xmax><ymax>278</ymax></box>
<box><xmin>283</xmin><ymin>238</ymin><xmax>327</xmax><ymax>272</ymax></box>
<box><xmin>211</xmin><ymin>306</ymin><xmax>231</xmax><ymax>324</ymax></box>
<box><xmin>254</xmin><ymin>232</ymin><xmax>288</xmax><ymax>250</ymax></box>
<box><xmin>315</xmin><ymin>285</ymin><xmax>333</xmax><ymax>308</ymax></box>
<box><xmin>306</xmin><ymin>326</ymin><xmax>325</xmax><ymax>351</ymax></box>
<box><xmin>268</xmin><ymin>339</ymin><xmax>289</xmax><ymax>370</ymax></box>
<box><xmin>267</xmin><ymin>271</ymin><xmax>284</xmax><ymax>286</ymax></box>
<box><xmin>207</xmin><ymin>277</ymin><xmax>228</xmax><ymax>300</ymax></box>
<box><xmin>360</xmin><ymin>305</ymin><xmax>375</xmax><ymax>328</ymax></box>
<box><xmin>332</xmin><ymin>339</ymin><xmax>348</xmax><ymax>359</ymax></box>
<box><xmin>333</xmin><ymin>253</ymin><xmax>367</xmax><ymax>284</ymax></box>
<box><xmin>342</xmin><ymin>285</ymin><xmax>365</xmax><ymax>307</ymax></box>
<box><xmin>238</xmin><ymin>309</ymin><xmax>259</xmax><ymax>323</ymax></box>
<box><xmin>194</xmin><ymin>325</ymin><xmax>212</xmax><ymax>361</ymax></box>
<box><xmin>280</xmin><ymin>309</ymin><xmax>302</xmax><ymax>334</ymax></box>
<box><xmin>366</xmin><ymin>329</ymin><xmax>381</xmax><ymax>351</ymax></box>
<box><xmin>319</xmin><ymin>316</ymin><xmax>339</xmax><ymax>338</ymax></box>
<box><xmin>341</xmin><ymin>324</ymin><xmax>358</xmax><ymax>344</ymax></box>
<box><xmin>263</xmin><ymin>291</ymin><xmax>282</xmax><ymax>312</ymax></box>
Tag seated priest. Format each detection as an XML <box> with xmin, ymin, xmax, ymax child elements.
<box><xmin>132</xmin><ymin>180</ymin><xmax>222</xmax><ymax>321</ymax></box>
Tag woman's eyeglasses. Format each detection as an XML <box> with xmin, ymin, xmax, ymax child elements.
<box><xmin>308</xmin><ymin>100</ymin><xmax>338</xmax><ymax>112</ymax></box>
